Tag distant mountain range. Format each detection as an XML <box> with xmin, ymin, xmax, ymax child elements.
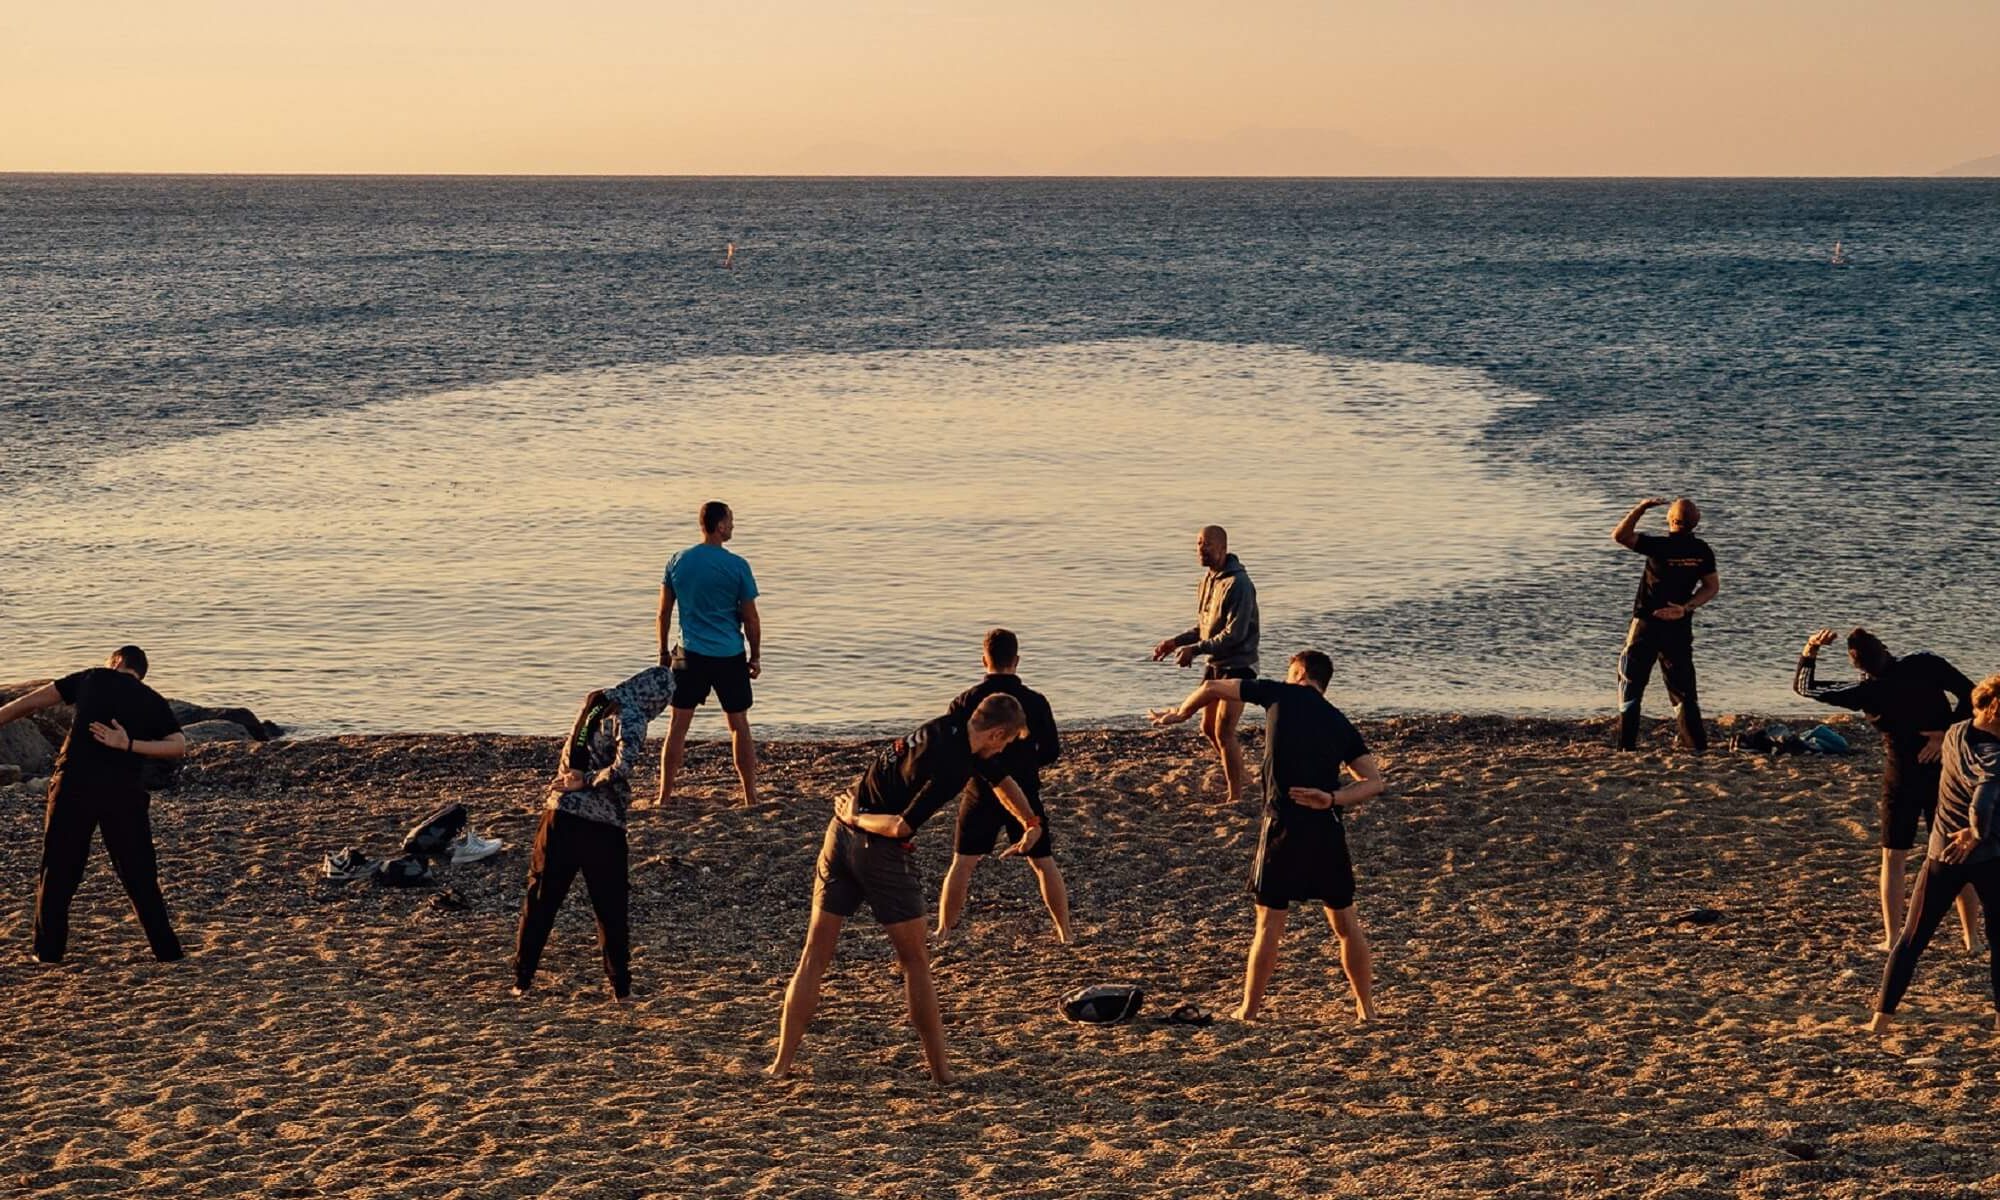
<box><xmin>1938</xmin><ymin>153</ymin><xmax>2000</xmax><ymax>177</ymax></box>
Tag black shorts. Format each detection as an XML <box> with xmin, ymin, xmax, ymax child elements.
<box><xmin>811</xmin><ymin>818</ymin><xmax>925</xmax><ymax>926</ymax></box>
<box><xmin>1880</xmin><ymin>756</ymin><xmax>1943</xmax><ymax>852</ymax></box>
<box><xmin>953</xmin><ymin>786</ymin><xmax>1054</xmax><ymax>859</ymax></box>
<box><xmin>670</xmin><ymin>649</ymin><xmax>753</xmax><ymax>713</ymax></box>
<box><xmin>1203</xmin><ymin>664</ymin><xmax>1257</xmax><ymax>682</ymax></box>
<box><xmin>1251</xmin><ymin>811</ymin><xmax>1356</xmax><ymax>910</ymax></box>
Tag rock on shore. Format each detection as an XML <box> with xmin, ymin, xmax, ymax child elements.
<box><xmin>0</xmin><ymin>679</ymin><xmax>284</xmax><ymax>774</ymax></box>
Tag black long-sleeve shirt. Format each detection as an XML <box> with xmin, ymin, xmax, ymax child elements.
<box><xmin>851</xmin><ymin>713</ymin><xmax>1012</xmax><ymax>833</ymax></box>
<box><xmin>948</xmin><ymin>673</ymin><xmax>1059</xmax><ymax>803</ymax></box>
<box><xmin>1793</xmin><ymin>651</ymin><xmax>1974</xmax><ymax>761</ymax></box>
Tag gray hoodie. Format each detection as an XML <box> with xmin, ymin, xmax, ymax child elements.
<box><xmin>1173</xmin><ymin>553</ymin><xmax>1260</xmax><ymax>672</ymax></box>
<box><xmin>547</xmin><ymin>665</ymin><xmax>674</xmax><ymax>828</ymax></box>
<box><xmin>1927</xmin><ymin>721</ymin><xmax>2000</xmax><ymax>865</ymax></box>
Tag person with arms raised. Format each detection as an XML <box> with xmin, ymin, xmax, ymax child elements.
<box><xmin>1611</xmin><ymin>496</ymin><xmax>1718</xmax><ymax>753</ymax></box>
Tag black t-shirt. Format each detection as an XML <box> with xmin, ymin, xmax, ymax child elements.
<box><xmin>1629</xmin><ymin>531</ymin><xmax>1716</xmax><ymax>618</ymax></box>
<box><xmin>947</xmin><ymin>674</ymin><xmax>1060</xmax><ymax>802</ymax></box>
<box><xmin>1796</xmin><ymin>651</ymin><xmax>1975</xmax><ymax>760</ymax></box>
<box><xmin>52</xmin><ymin>668</ymin><xmax>181</xmax><ymax>791</ymax></box>
<box><xmin>1238</xmin><ymin>680</ymin><xmax>1370</xmax><ymax>823</ymax></box>
<box><xmin>852</xmin><ymin>713</ymin><xmax>1011</xmax><ymax>833</ymax></box>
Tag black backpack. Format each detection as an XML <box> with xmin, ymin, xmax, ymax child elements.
<box><xmin>402</xmin><ymin>802</ymin><xmax>468</xmax><ymax>858</ymax></box>
<box><xmin>1060</xmin><ymin>984</ymin><xmax>1145</xmax><ymax>1024</ymax></box>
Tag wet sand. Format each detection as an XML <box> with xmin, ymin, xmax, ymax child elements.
<box><xmin>4</xmin><ymin>714</ymin><xmax>1999</xmax><ymax>1198</ymax></box>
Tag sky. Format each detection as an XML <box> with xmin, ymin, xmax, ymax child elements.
<box><xmin>3</xmin><ymin>0</ymin><xmax>1996</xmax><ymax>176</ymax></box>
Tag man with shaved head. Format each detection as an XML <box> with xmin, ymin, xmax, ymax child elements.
<box><xmin>1153</xmin><ymin>524</ymin><xmax>1260</xmax><ymax>803</ymax></box>
<box><xmin>1611</xmin><ymin>496</ymin><xmax>1719</xmax><ymax>753</ymax></box>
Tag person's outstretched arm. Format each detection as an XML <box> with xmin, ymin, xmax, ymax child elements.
<box><xmin>1612</xmin><ymin>497</ymin><xmax>1666</xmax><ymax>549</ymax></box>
<box><xmin>0</xmin><ymin>683</ymin><xmax>60</xmax><ymax>727</ymax></box>
<box><xmin>87</xmin><ymin>721</ymin><xmax>186</xmax><ymax>760</ymax></box>
<box><xmin>1793</xmin><ymin>629</ymin><xmax>1870</xmax><ymax>708</ymax></box>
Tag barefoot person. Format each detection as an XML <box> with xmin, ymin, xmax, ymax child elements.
<box><xmin>1611</xmin><ymin>496</ymin><xmax>1718</xmax><ymax>753</ymax></box>
<box><xmin>768</xmin><ymin>694</ymin><xmax>1040</xmax><ymax>1084</ymax></box>
<box><xmin>0</xmin><ymin>647</ymin><xmax>187</xmax><ymax>964</ymax></box>
<box><xmin>1152</xmin><ymin>650</ymin><xmax>1385</xmax><ymax>1023</ymax></box>
<box><xmin>513</xmin><ymin>666</ymin><xmax>674</xmax><ymax>1003</ymax></box>
<box><xmin>1151</xmin><ymin>524</ymin><xmax>1259</xmax><ymax>803</ymax></box>
<box><xmin>1796</xmin><ymin>627</ymin><xmax>1978</xmax><ymax>949</ymax></box>
<box><xmin>1870</xmin><ymin>673</ymin><xmax>2000</xmax><ymax>1034</ymax></box>
<box><xmin>935</xmin><ymin>629</ymin><xmax>1073</xmax><ymax>945</ymax></box>
<box><xmin>657</xmin><ymin>500</ymin><xmax>762</xmax><ymax>807</ymax></box>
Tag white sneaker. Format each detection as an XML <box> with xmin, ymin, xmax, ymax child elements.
<box><xmin>450</xmin><ymin>828</ymin><xmax>504</xmax><ymax>864</ymax></box>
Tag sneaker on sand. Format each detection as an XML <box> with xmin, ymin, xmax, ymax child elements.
<box><xmin>322</xmin><ymin>848</ymin><xmax>375</xmax><ymax>881</ymax></box>
<box><xmin>449</xmin><ymin>828</ymin><xmax>504</xmax><ymax>865</ymax></box>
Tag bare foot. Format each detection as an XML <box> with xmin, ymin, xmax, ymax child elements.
<box><xmin>930</xmin><ymin>1067</ymin><xmax>955</xmax><ymax>1087</ymax></box>
<box><xmin>1231</xmin><ymin>1005</ymin><xmax>1259</xmax><ymax>1022</ymax></box>
<box><xmin>1873</xmin><ymin>938</ymin><xmax>1896</xmax><ymax>952</ymax></box>
<box><xmin>763</xmin><ymin>1061</ymin><xmax>792</xmax><ymax>1080</ymax></box>
<box><xmin>1355</xmin><ymin>1002</ymin><xmax>1379</xmax><ymax>1025</ymax></box>
<box><xmin>1866</xmin><ymin>1011</ymin><xmax>1893</xmax><ymax>1035</ymax></box>
<box><xmin>510</xmin><ymin>984</ymin><xmax>530</xmax><ymax>999</ymax></box>
<box><xmin>610</xmin><ymin>991</ymin><xmax>632</xmax><ymax>1006</ymax></box>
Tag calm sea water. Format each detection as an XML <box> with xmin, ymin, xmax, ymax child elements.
<box><xmin>2</xmin><ymin>177</ymin><xmax>1996</xmax><ymax>734</ymax></box>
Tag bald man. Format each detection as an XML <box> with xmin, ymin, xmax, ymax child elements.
<box><xmin>1152</xmin><ymin>524</ymin><xmax>1260</xmax><ymax>803</ymax></box>
<box><xmin>1611</xmin><ymin>496</ymin><xmax>1719</xmax><ymax>753</ymax></box>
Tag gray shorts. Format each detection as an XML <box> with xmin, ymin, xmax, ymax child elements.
<box><xmin>812</xmin><ymin>818</ymin><xmax>925</xmax><ymax>926</ymax></box>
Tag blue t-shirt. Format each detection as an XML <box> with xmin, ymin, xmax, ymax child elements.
<box><xmin>665</xmin><ymin>543</ymin><xmax>759</xmax><ymax>657</ymax></box>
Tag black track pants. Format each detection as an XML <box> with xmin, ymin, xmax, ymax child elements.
<box><xmin>513</xmin><ymin>809</ymin><xmax>631</xmax><ymax>997</ymax></box>
<box><xmin>35</xmin><ymin>779</ymin><xmax>183</xmax><ymax>963</ymax></box>
<box><xmin>1617</xmin><ymin>617</ymin><xmax>1706</xmax><ymax>751</ymax></box>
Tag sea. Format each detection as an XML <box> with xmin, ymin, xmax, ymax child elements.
<box><xmin>2</xmin><ymin>176</ymin><xmax>1995</xmax><ymax>736</ymax></box>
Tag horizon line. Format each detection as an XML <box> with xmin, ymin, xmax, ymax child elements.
<box><xmin>1</xmin><ymin>170</ymin><xmax>1987</xmax><ymax>181</ymax></box>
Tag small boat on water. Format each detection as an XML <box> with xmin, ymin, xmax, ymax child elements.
<box><xmin>1829</xmin><ymin>240</ymin><xmax>1849</xmax><ymax>266</ymax></box>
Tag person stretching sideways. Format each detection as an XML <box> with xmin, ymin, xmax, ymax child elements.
<box><xmin>0</xmin><ymin>646</ymin><xmax>188</xmax><ymax>964</ymax></box>
<box><xmin>1870</xmin><ymin>672</ymin><xmax>2000</xmax><ymax>1035</ymax></box>
<box><xmin>767</xmin><ymin>694</ymin><xmax>1039</xmax><ymax>1085</ymax></box>
<box><xmin>1152</xmin><ymin>649</ymin><xmax>1385</xmax><ymax>1023</ymax></box>
<box><xmin>935</xmin><ymin>628</ymin><xmax>1073</xmax><ymax>945</ymax></box>
<box><xmin>1611</xmin><ymin>496</ymin><xmax>1719</xmax><ymax>753</ymax></box>
<box><xmin>1796</xmin><ymin>626</ymin><xmax>1977</xmax><ymax>950</ymax></box>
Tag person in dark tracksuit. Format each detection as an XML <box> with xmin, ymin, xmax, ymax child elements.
<box><xmin>935</xmin><ymin>628</ymin><xmax>1073</xmax><ymax>945</ymax></box>
<box><xmin>1795</xmin><ymin>626</ymin><xmax>1977</xmax><ymax>950</ymax></box>
<box><xmin>1151</xmin><ymin>524</ymin><xmax>1261</xmax><ymax>802</ymax></box>
<box><xmin>1611</xmin><ymin>496</ymin><xmax>1719</xmax><ymax>753</ymax></box>
<box><xmin>512</xmin><ymin>665</ymin><xmax>674</xmax><ymax>1003</ymax></box>
<box><xmin>0</xmin><ymin>646</ymin><xmax>187</xmax><ymax>964</ymax></box>
<box><xmin>1870</xmin><ymin>672</ymin><xmax>2000</xmax><ymax>1035</ymax></box>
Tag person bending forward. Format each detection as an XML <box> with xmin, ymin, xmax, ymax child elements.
<box><xmin>1153</xmin><ymin>649</ymin><xmax>1385</xmax><ymax>1023</ymax></box>
<box><xmin>768</xmin><ymin>694</ymin><xmax>1039</xmax><ymax>1084</ymax></box>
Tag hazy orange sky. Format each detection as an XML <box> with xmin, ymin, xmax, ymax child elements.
<box><xmin>4</xmin><ymin>0</ymin><xmax>1996</xmax><ymax>176</ymax></box>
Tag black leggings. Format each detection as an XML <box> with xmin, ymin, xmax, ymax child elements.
<box><xmin>35</xmin><ymin>780</ymin><xmax>183</xmax><ymax>963</ymax></box>
<box><xmin>1874</xmin><ymin>856</ymin><xmax>2000</xmax><ymax>1014</ymax></box>
<box><xmin>513</xmin><ymin>809</ymin><xmax>631</xmax><ymax>997</ymax></box>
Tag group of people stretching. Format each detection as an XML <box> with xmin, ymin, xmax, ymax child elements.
<box><xmin>3</xmin><ymin>495</ymin><xmax>1996</xmax><ymax>1081</ymax></box>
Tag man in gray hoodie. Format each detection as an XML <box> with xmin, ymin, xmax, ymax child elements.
<box><xmin>1152</xmin><ymin>525</ymin><xmax>1261</xmax><ymax>804</ymax></box>
<box><xmin>512</xmin><ymin>665</ymin><xmax>674</xmax><ymax>1003</ymax></box>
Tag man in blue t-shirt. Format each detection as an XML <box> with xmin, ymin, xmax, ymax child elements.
<box><xmin>1152</xmin><ymin>649</ymin><xmax>1386</xmax><ymax>1024</ymax></box>
<box><xmin>656</xmin><ymin>500</ymin><xmax>763</xmax><ymax>807</ymax></box>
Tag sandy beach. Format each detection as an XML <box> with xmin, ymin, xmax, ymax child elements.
<box><xmin>5</xmin><ymin>713</ymin><xmax>2000</xmax><ymax>1198</ymax></box>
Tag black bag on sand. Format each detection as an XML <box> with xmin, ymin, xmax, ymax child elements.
<box><xmin>402</xmin><ymin>802</ymin><xmax>468</xmax><ymax>858</ymax></box>
<box><xmin>372</xmin><ymin>854</ymin><xmax>437</xmax><ymax>888</ymax></box>
<box><xmin>1061</xmin><ymin>984</ymin><xmax>1145</xmax><ymax>1024</ymax></box>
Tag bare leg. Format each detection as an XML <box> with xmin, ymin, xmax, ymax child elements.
<box><xmin>1215</xmin><ymin>698</ymin><xmax>1248</xmax><ymax>805</ymax></box>
<box><xmin>656</xmin><ymin>707</ymin><xmax>696</xmax><ymax>806</ymax></box>
<box><xmin>726</xmin><ymin>709</ymin><xmax>759</xmax><ymax>806</ymax></box>
<box><xmin>1200</xmin><ymin>702</ymin><xmax>1224</xmax><ymax>795</ymax></box>
<box><xmin>935</xmin><ymin>854</ymin><xmax>981</xmax><ymax>940</ymax></box>
<box><xmin>1236</xmin><ymin>903</ymin><xmax>1286</xmax><ymax>1020</ymax></box>
<box><xmin>1326</xmin><ymin>904</ymin><xmax>1378</xmax><ymax>1023</ymax></box>
<box><xmin>1880</xmin><ymin>849</ymin><xmax>1908</xmax><ymax>950</ymax></box>
<box><xmin>883</xmin><ymin>918</ymin><xmax>952</xmax><ymax>1084</ymax></box>
<box><xmin>1027</xmin><ymin>856</ymin><xmax>1074</xmax><ymax>944</ymax></box>
<box><xmin>767</xmin><ymin>907</ymin><xmax>843</xmax><ymax>1079</ymax></box>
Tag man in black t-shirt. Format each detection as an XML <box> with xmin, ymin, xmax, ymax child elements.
<box><xmin>0</xmin><ymin>646</ymin><xmax>188</xmax><ymax>963</ymax></box>
<box><xmin>766</xmin><ymin>693</ymin><xmax>1036</xmax><ymax>1085</ymax></box>
<box><xmin>1796</xmin><ymin>626</ymin><xmax>1978</xmax><ymax>950</ymax></box>
<box><xmin>1611</xmin><ymin>496</ymin><xmax>1720</xmax><ymax>753</ymax></box>
<box><xmin>935</xmin><ymin>629</ymin><xmax>1073</xmax><ymax>945</ymax></box>
<box><xmin>1152</xmin><ymin>649</ymin><xmax>1386</xmax><ymax>1023</ymax></box>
